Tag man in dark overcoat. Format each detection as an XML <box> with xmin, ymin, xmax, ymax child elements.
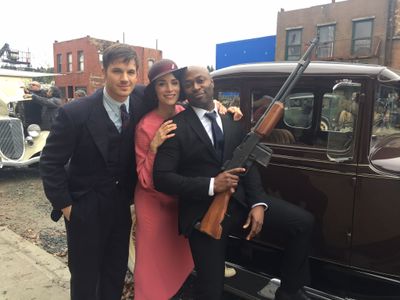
<box><xmin>40</xmin><ymin>44</ymin><xmax>149</xmax><ymax>300</ymax></box>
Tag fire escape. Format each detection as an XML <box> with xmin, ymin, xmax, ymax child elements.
<box><xmin>0</xmin><ymin>43</ymin><xmax>31</xmax><ymax>69</ymax></box>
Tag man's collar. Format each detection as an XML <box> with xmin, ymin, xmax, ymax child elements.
<box><xmin>191</xmin><ymin>102</ymin><xmax>217</xmax><ymax>119</ymax></box>
<box><xmin>103</xmin><ymin>87</ymin><xmax>130</xmax><ymax>109</ymax></box>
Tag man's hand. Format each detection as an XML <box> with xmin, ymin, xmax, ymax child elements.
<box><xmin>214</xmin><ymin>168</ymin><xmax>245</xmax><ymax>194</ymax></box>
<box><xmin>243</xmin><ymin>205</ymin><xmax>265</xmax><ymax>240</ymax></box>
<box><xmin>62</xmin><ymin>205</ymin><xmax>72</xmax><ymax>221</ymax></box>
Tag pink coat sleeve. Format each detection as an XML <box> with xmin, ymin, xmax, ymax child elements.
<box><xmin>135</xmin><ymin>120</ymin><xmax>157</xmax><ymax>190</ymax></box>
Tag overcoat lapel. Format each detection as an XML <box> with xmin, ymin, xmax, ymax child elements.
<box><xmin>87</xmin><ymin>95</ymin><xmax>110</xmax><ymax>163</ymax></box>
<box><xmin>129</xmin><ymin>92</ymin><xmax>142</xmax><ymax>127</ymax></box>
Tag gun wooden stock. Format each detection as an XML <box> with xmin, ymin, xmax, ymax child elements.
<box><xmin>199</xmin><ymin>190</ymin><xmax>232</xmax><ymax>239</ymax></box>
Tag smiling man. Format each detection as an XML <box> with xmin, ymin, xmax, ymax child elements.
<box><xmin>154</xmin><ymin>66</ymin><xmax>314</xmax><ymax>300</ymax></box>
<box><xmin>40</xmin><ymin>44</ymin><xmax>150</xmax><ymax>300</ymax></box>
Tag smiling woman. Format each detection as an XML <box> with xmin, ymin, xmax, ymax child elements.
<box><xmin>133</xmin><ymin>59</ymin><xmax>193</xmax><ymax>300</ymax></box>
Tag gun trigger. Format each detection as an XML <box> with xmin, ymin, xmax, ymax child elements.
<box><xmin>221</xmin><ymin>160</ymin><xmax>231</xmax><ymax>171</ymax></box>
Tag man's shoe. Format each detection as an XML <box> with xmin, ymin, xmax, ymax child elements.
<box><xmin>274</xmin><ymin>287</ymin><xmax>311</xmax><ymax>300</ymax></box>
<box><xmin>224</xmin><ymin>265</ymin><xmax>237</xmax><ymax>278</ymax></box>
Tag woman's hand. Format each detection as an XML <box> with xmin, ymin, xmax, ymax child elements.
<box><xmin>150</xmin><ymin>120</ymin><xmax>177</xmax><ymax>153</ymax></box>
<box><xmin>214</xmin><ymin>100</ymin><xmax>243</xmax><ymax>121</ymax></box>
<box><xmin>227</xmin><ymin>106</ymin><xmax>243</xmax><ymax>121</ymax></box>
<box><xmin>214</xmin><ymin>100</ymin><xmax>227</xmax><ymax>114</ymax></box>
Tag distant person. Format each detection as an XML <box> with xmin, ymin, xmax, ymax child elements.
<box><xmin>27</xmin><ymin>86</ymin><xmax>62</xmax><ymax>130</ymax></box>
<box><xmin>337</xmin><ymin>94</ymin><xmax>357</xmax><ymax>132</ymax></box>
<box><xmin>24</xmin><ymin>81</ymin><xmax>48</xmax><ymax>97</ymax></box>
<box><xmin>74</xmin><ymin>89</ymin><xmax>87</xmax><ymax>99</ymax></box>
<box><xmin>22</xmin><ymin>81</ymin><xmax>49</xmax><ymax>125</ymax></box>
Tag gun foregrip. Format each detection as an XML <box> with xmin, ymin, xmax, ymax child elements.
<box><xmin>255</xmin><ymin>102</ymin><xmax>284</xmax><ymax>136</ymax></box>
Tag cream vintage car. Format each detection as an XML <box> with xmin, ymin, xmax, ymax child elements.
<box><xmin>0</xmin><ymin>73</ymin><xmax>49</xmax><ymax>168</ymax></box>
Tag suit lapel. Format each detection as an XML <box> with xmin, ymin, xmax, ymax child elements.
<box><xmin>185</xmin><ymin>107</ymin><xmax>222</xmax><ymax>163</ymax></box>
<box><xmin>87</xmin><ymin>93</ymin><xmax>110</xmax><ymax>163</ymax></box>
<box><xmin>221</xmin><ymin>114</ymin><xmax>234</xmax><ymax>161</ymax></box>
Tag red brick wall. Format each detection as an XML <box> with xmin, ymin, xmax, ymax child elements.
<box><xmin>53</xmin><ymin>36</ymin><xmax>162</xmax><ymax>98</ymax></box>
<box><xmin>276</xmin><ymin>0</ymin><xmax>392</xmax><ymax>66</ymax></box>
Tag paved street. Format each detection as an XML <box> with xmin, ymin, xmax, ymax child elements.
<box><xmin>0</xmin><ymin>226</ymin><xmax>69</xmax><ymax>300</ymax></box>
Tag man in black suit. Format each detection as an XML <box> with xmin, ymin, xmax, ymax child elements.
<box><xmin>40</xmin><ymin>44</ymin><xmax>149</xmax><ymax>300</ymax></box>
<box><xmin>154</xmin><ymin>66</ymin><xmax>314</xmax><ymax>300</ymax></box>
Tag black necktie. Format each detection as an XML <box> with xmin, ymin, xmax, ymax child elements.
<box><xmin>120</xmin><ymin>104</ymin><xmax>130</xmax><ymax>132</ymax></box>
<box><xmin>205</xmin><ymin>111</ymin><xmax>224</xmax><ymax>160</ymax></box>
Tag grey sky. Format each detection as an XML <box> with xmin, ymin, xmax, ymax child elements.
<box><xmin>1</xmin><ymin>0</ymin><xmax>337</xmax><ymax>69</ymax></box>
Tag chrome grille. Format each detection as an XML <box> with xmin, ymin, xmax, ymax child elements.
<box><xmin>0</xmin><ymin>118</ymin><xmax>24</xmax><ymax>160</ymax></box>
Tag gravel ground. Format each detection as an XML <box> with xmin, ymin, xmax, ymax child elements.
<box><xmin>0</xmin><ymin>167</ymin><xmax>241</xmax><ymax>300</ymax></box>
<box><xmin>0</xmin><ymin>167</ymin><xmax>134</xmax><ymax>299</ymax></box>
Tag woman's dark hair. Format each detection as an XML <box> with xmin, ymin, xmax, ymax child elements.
<box><xmin>143</xmin><ymin>69</ymin><xmax>186</xmax><ymax>110</ymax></box>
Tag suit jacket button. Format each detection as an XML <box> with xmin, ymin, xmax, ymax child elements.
<box><xmin>115</xmin><ymin>180</ymin><xmax>119</xmax><ymax>185</ymax></box>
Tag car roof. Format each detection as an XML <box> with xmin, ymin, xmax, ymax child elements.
<box><xmin>211</xmin><ymin>61</ymin><xmax>400</xmax><ymax>83</ymax></box>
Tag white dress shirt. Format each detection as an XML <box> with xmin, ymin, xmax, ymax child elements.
<box><xmin>103</xmin><ymin>87</ymin><xmax>130</xmax><ymax>133</ymax></box>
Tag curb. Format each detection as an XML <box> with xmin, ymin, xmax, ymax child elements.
<box><xmin>0</xmin><ymin>226</ymin><xmax>70</xmax><ymax>300</ymax></box>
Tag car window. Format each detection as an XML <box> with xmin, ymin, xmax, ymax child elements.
<box><xmin>326</xmin><ymin>81</ymin><xmax>360</xmax><ymax>160</ymax></box>
<box><xmin>370</xmin><ymin>84</ymin><xmax>400</xmax><ymax>150</ymax></box>
<box><xmin>283</xmin><ymin>92</ymin><xmax>314</xmax><ymax>129</ymax></box>
<box><xmin>248</xmin><ymin>79</ymin><xmax>360</xmax><ymax>155</ymax></box>
<box><xmin>216</xmin><ymin>91</ymin><xmax>240</xmax><ymax>109</ymax></box>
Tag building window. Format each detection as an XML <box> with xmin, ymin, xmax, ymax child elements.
<box><xmin>317</xmin><ymin>24</ymin><xmax>335</xmax><ymax>58</ymax></box>
<box><xmin>77</xmin><ymin>51</ymin><xmax>84</xmax><ymax>71</ymax></box>
<box><xmin>98</xmin><ymin>50</ymin><xmax>103</xmax><ymax>66</ymax></box>
<box><xmin>56</xmin><ymin>54</ymin><xmax>62</xmax><ymax>73</ymax></box>
<box><xmin>352</xmin><ymin>18</ymin><xmax>373</xmax><ymax>56</ymax></box>
<box><xmin>285</xmin><ymin>29</ymin><xmax>302</xmax><ymax>61</ymax></box>
<box><xmin>148</xmin><ymin>59</ymin><xmax>155</xmax><ymax>69</ymax></box>
<box><xmin>67</xmin><ymin>52</ymin><xmax>72</xmax><ymax>72</ymax></box>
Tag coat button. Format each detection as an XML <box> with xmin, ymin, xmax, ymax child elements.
<box><xmin>115</xmin><ymin>180</ymin><xmax>119</xmax><ymax>185</ymax></box>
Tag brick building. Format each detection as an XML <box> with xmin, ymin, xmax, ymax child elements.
<box><xmin>276</xmin><ymin>0</ymin><xmax>400</xmax><ymax>69</ymax></box>
<box><xmin>53</xmin><ymin>36</ymin><xmax>162</xmax><ymax>98</ymax></box>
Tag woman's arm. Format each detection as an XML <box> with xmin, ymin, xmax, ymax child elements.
<box><xmin>135</xmin><ymin>120</ymin><xmax>177</xmax><ymax>190</ymax></box>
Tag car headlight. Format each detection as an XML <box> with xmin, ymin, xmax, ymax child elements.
<box><xmin>27</xmin><ymin>124</ymin><xmax>41</xmax><ymax>138</ymax></box>
<box><xmin>25</xmin><ymin>136</ymin><xmax>34</xmax><ymax>146</ymax></box>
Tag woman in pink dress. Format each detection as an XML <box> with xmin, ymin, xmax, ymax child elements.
<box><xmin>134</xmin><ymin>59</ymin><xmax>192</xmax><ymax>300</ymax></box>
<box><xmin>133</xmin><ymin>59</ymin><xmax>242</xmax><ymax>299</ymax></box>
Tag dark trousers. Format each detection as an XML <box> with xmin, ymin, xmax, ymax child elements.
<box><xmin>64</xmin><ymin>189</ymin><xmax>132</xmax><ymax>300</ymax></box>
<box><xmin>189</xmin><ymin>197</ymin><xmax>314</xmax><ymax>300</ymax></box>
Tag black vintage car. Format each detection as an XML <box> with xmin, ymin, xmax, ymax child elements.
<box><xmin>212</xmin><ymin>62</ymin><xmax>400</xmax><ymax>300</ymax></box>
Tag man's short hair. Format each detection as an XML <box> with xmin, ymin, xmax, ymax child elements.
<box><xmin>102</xmin><ymin>44</ymin><xmax>140</xmax><ymax>71</ymax></box>
<box><xmin>49</xmin><ymin>86</ymin><xmax>61</xmax><ymax>98</ymax></box>
<box><xmin>74</xmin><ymin>89</ymin><xmax>87</xmax><ymax>98</ymax></box>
